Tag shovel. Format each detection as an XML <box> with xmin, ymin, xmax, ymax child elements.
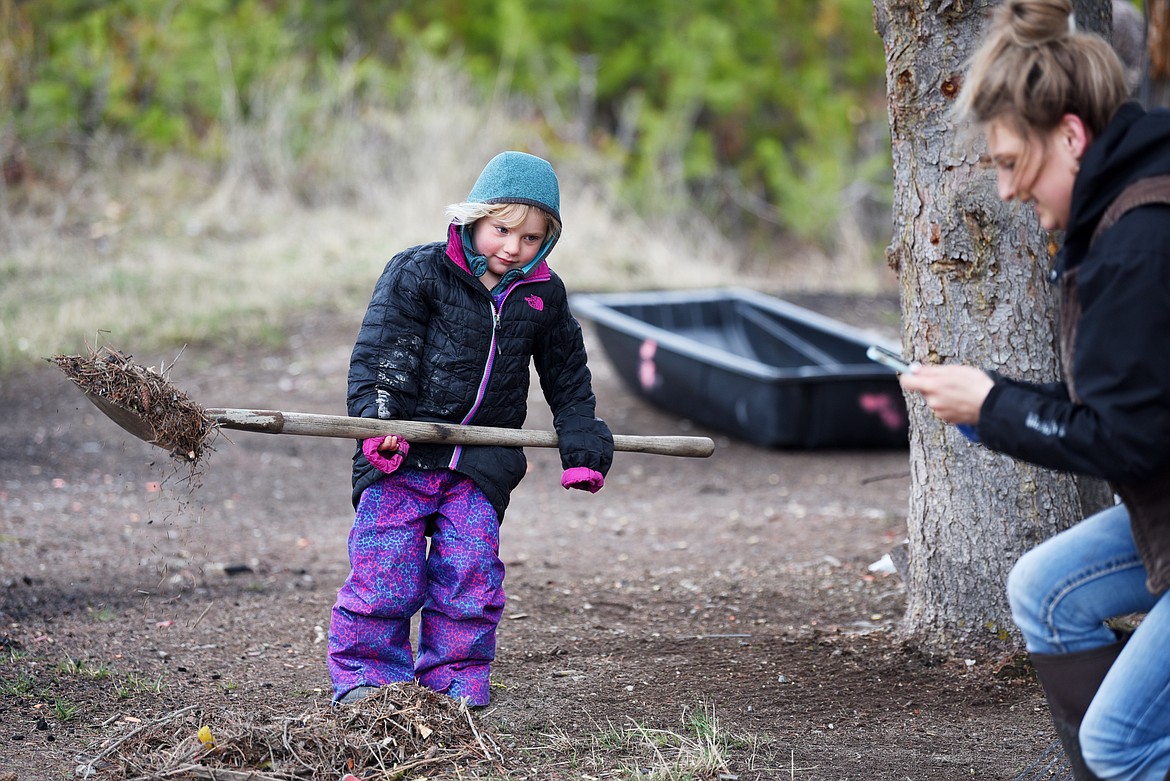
<box><xmin>81</xmin><ymin>390</ymin><xmax>716</xmax><ymax>459</ymax></box>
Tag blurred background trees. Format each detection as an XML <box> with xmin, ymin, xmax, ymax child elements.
<box><xmin>4</xmin><ymin>0</ymin><xmax>1159</xmax><ymax>263</ymax></box>
<box><xmin>1</xmin><ymin>0</ymin><xmax>890</xmax><ymax>256</ymax></box>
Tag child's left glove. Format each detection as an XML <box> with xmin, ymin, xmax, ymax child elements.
<box><xmin>561</xmin><ymin>466</ymin><xmax>605</xmax><ymax>493</ymax></box>
<box><xmin>362</xmin><ymin>435</ymin><xmax>409</xmax><ymax>474</ymax></box>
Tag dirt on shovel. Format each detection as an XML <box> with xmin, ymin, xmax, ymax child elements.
<box><xmin>50</xmin><ymin>346</ymin><xmax>216</xmax><ymax>463</ymax></box>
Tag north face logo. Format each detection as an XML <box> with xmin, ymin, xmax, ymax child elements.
<box><xmin>525</xmin><ymin>294</ymin><xmax>544</xmax><ymax>311</ymax></box>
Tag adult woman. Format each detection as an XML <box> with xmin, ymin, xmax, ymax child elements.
<box><xmin>899</xmin><ymin>0</ymin><xmax>1170</xmax><ymax>778</ymax></box>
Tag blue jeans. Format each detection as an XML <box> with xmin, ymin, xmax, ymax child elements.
<box><xmin>1007</xmin><ymin>503</ymin><xmax>1170</xmax><ymax>780</ymax></box>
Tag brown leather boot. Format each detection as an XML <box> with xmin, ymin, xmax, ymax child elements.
<box><xmin>1029</xmin><ymin>640</ymin><xmax>1127</xmax><ymax>781</ymax></box>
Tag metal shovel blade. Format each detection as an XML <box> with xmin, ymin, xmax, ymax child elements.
<box><xmin>82</xmin><ymin>391</ymin><xmax>160</xmax><ymax>444</ymax></box>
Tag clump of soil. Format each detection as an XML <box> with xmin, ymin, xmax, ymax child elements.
<box><xmin>50</xmin><ymin>346</ymin><xmax>215</xmax><ymax>463</ymax></box>
<box><xmin>78</xmin><ymin>682</ymin><xmax>510</xmax><ymax>780</ymax></box>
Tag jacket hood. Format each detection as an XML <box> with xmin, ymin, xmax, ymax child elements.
<box><xmin>461</xmin><ymin>151</ymin><xmax>562</xmax><ymax>288</ymax></box>
<box><xmin>1064</xmin><ymin>103</ymin><xmax>1170</xmax><ymax>259</ymax></box>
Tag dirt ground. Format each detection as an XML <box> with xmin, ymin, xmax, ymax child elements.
<box><xmin>0</xmin><ymin>294</ymin><xmax>1059</xmax><ymax>780</ymax></box>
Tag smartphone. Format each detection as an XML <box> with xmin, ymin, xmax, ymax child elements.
<box><xmin>866</xmin><ymin>345</ymin><xmax>980</xmax><ymax>441</ymax></box>
<box><xmin>866</xmin><ymin>344</ymin><xmax>913</xmax><ymax>373</ymax></box>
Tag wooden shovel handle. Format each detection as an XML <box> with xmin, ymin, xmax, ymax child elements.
<box><xmin>205</xmin><ymin>409</ymin><xmax>715</xmax><ymax>458</ymax></box>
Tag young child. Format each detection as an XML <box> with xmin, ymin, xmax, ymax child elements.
<box><xmin>329</xmin><ymin>151</ymin><xmax>614</xmax><ymax>707</ymax></box>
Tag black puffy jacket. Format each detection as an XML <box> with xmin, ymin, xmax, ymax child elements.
<box><xmin>347</xmin><ymin>227</ymin><xmax>614</xmax><ymax>521</ymax></box>
<box><xmin>978</xmin><ymin>102</ymin><xmax>1170</xmax><ymax>591</ymax></box>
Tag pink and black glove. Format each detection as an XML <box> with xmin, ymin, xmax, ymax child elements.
<box><xmin>362</xmin><ymin>435</ymin><xmax>409</xmax><ymax>475</ymax></box>
<box><xmin>561</xmin><ymin>466</ymin><xmax>605</xmax><ymax>494</ymax></box>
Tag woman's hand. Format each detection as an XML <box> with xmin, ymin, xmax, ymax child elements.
<box><xmin>899</xmin><ymin>365</ymin><xmax>994</xmax><ymax>425</ymax></box>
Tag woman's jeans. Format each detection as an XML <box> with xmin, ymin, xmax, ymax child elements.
<box><xmin>1008</xmin><ymin>503</ymin><xmax>1170</xmax><ymax>780</ymax></box>
<box><xmin>328</xmin><ymin>468</ymin><xmax>505</xmax><ymax>706</ymax></box>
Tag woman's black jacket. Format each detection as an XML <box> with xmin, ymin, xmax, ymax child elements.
<box><xmin>978</xmin><ymin>103</ymin><xmax>1170</xmax><ymax>592</ymax></box>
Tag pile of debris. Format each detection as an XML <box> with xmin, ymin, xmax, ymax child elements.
<box><xmin>77</xmin><ymin>683</ymin><xmax>510</xmax><ymax>780</ymax></box>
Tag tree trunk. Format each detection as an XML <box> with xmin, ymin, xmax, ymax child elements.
<box><xmin>874</xmin><ymin>0</ymin><xmax>1113</xmax><ymax>655</ymax></box>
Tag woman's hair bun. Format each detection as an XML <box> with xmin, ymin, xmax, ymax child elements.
<box><xmin>1002</xmin><ymin>0</ymin><xmax>1074</xmax><ymax>47</ymax></box>
<box><xmin>953</xmin><ymin>0</ymin><xmax>1126</xmax><ymax>138</ymax></box>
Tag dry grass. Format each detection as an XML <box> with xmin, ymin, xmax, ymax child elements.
<box><xmin>509</xmin><ymin>704</ymin><xmax>770</xmax><ymax>781</ymax></box>
<box><xmin>72</xmin><ymin>691</ymin><xmax>775</xmax><ymax>781</ymax></box>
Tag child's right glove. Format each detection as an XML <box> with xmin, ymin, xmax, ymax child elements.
<box><xmin>560</xmin><ymin>466</ymin><xmax>605</xmax><ymax>493</ymax></box>
<box><xmin>362</xmin><ymin>435</ymin><xmax>409</xmax><ymax>474</ymax></box>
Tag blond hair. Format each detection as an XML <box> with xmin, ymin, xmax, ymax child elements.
<box><xmin>445</xmin><ymin>201</ymin><xmax>561</xmax><ymax>241</ymax></box>
<box><xmin>954</xmin><ymin>0</ymin><xmax>1128</xmax><ymax>141</ymax></box>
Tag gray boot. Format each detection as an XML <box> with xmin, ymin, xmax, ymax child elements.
<box><xmin>1030</xmin><ymin>640</ymin><xmax>1126</xmax><ymax>781</ymax></box>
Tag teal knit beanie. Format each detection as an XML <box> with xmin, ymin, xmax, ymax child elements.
<box><xmin>467</xmin><ymin>151</ymin><xmax>561</xmax><ymax>224</ymax></box>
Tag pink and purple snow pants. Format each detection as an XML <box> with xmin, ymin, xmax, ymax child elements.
<box><xmin>328</xmin><ymin>467</ymin><xmax>505</xmax><ymax>706</ymax></box>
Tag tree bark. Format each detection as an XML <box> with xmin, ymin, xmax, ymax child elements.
<box><xmin>874</xmin><ymin>0</ymin><xmax>1112</xmax><ymax>655</ymax></box>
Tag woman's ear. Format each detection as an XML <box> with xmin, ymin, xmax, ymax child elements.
<box><xmin>1058</xmin><ymin>113</ymin><xmax>1090</xmax><ymax>160</ymax></box>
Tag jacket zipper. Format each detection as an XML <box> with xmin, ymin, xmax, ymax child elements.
<box><xmin>449</xmin><ymin>298</ymin><xmax>500</xmax><ymax>468</ymax></box>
